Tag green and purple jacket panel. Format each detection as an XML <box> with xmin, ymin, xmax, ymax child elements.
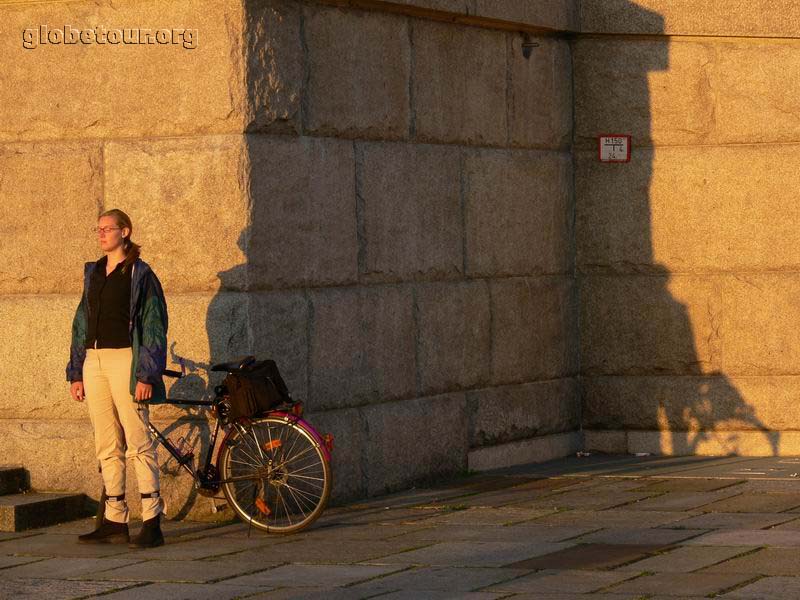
<box><xmin>66</xmin><ymin>258</ymin><xmax>169</xmax><ymax>404</ymax></box>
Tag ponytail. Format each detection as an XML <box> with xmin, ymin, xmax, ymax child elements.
<box><xmin>122</xmin><ymin>237</ymin><xmax>141</xmax><ymax>272</ymax></box>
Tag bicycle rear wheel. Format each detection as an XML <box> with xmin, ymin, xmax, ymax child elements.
<box><xmin>218</xmin><ymin>415</ymin><xmax>331</xmax><ymax>533</ymax></box>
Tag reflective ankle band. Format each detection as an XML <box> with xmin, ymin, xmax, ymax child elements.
<box><xmin>141</xmin><ymin>491</ymin><xmax>160</xmax><ymax>499</ymax></box>
<box><xmin>106</xmin><ymin>493</ymin><xmax>125</xmax><ymax>502</ymax></box>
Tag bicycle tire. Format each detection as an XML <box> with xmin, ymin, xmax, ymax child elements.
<box><xmin>218</xmin><ymin>415</ymin><xmax>331</xmax><ymax>534</ymax></box>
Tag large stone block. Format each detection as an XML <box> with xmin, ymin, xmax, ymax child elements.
<box><xmin>250</xmin><ymin>290</ymin><xmax>308</xmax><ymax>401</ymax></box>
<box><xmin>305</xmin><ymin>407</ymin><xmax>367</xmax><ymax>502</ymax></box>
<box><xmin>193</xmin><ymin>292</ymin><xmax>252</xmax><ymax>374</ymax></box>
<box><xmin>308</xmin><ymin>285</ymin><xmax>416</xmax><ymax>410</ymax></box>
<box><xmin>247</xmin><ymin>135</ymin><xmax>358</xmax><ymax>289</ymax></box>
<box><xmin>577</xmin><ymin>146</ymin><xmax>800</xmax><ymax>273</ymax></box>
<box><xmin>579</xmin><ymin>274</ymin><xmax>721</xmax><ymax>376</ymax></box>
<box><xmin>465</xmin><ymin>149</ymin><xmax>572</xmax><ymax>277</ymax></box>
<box><xmin>468</xmin><ymin>378</ymin><xmax>580</xmax><ymax>448</ymax></box>
<box><xmin>490</xmin><ymin>276</ymin><xmax>578</xmax><ymax>384</ymax></box>
<box><xmin>0</xmin><ymin>142</ymin><xmax>102</xmax><ymax>295</ymax></box>
<box><xmin>508</xmin><ymin>37</ymin><xmax>572</xmax><ymax>149</ymax></box>
<box><xmin>412</xmin><ymin>20</ymin><xmax>507</xmax><ymax>145</ymax></box>
<box><xmin>244</xmin><ymin>0</ymin><xmax>304</xmax><ymax>132</ymax></box>
<box><xmin>573</xmin><ymin>38</ymin><xmax>711</xmax><ymax>148</ymax></box>
<box><xmin>575</xmin><ymin>148</ymin><xmax>655</xmax><ymax>271</ymax></box>
<box><xmin>581</xmin><ymin>0</ymin><xmax>800</xmax><ymax>37</ymax></box>
<box><xmin>0</xmin><ymin>419</ymin><xmax>98</xmax><ymax>494</ymax></box>
<box><xmin>2</xmin><ymin>0</ymin><xmax>248</xmax><ymax>142</ymax></box>
<box><xmin>713</xmin><ymin>41</ymin><xmax>800</xmax><ymax>145</ymax></box>
<box><xmin>359</xmin><ymin>141</ymin><xmax>462</xmax><ymax>281</ymax></box>
<box><xmin>166</xmin><ymin>292</ymin><xmax>250</xmax><ymax>370</ymax></box>
<box><xmin>416</xmin><ymin>280</ymin><xmax>491</xmax><ymax>394</ymax></box>
<box><xmin>103</xmin><ymin>136</ymin><xmax>250</xmax><ymax>294</ymax></box>
<box><xmin>719</xmin><ymin>274</ymin><xmax>800</xmax><ymax>376</ymax></box>
<box><xmin>582</xmin><ymin>376</ymin><xmax>796</xmax><ymax>443</ymax></box>
<box><xmin>0</xmin><ymin>295</ymin><xmax>87</xmax><ymax>420</ymax></box>
<box><xmin>152</xmin><ymin>291</ymin><xmax>250</xmax><ymax>421</ymax></box>
<box><xmin>303</xmin><ymin>5</ymin><xmax>410</xmax><ymax>139</ymax></box>
<box><xmin>362</xmin><ymin>394</ymin><xmax>467</xmax><ymax>496</ymax></box>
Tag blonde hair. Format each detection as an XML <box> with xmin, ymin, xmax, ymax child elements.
<box><xmin>98</xmin><ymin>208</ymin><xmax>141</xmax><ymax>272</ymax></box>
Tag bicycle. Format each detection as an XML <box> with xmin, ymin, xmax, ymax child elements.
<box><xmin>95</xmin><ymin>355</ymin><xmax>334</xmax><ymax>534</ymax></box>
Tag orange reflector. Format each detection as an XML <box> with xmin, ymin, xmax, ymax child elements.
<box><xmin>255</xmin><ymin>498</ymin><xmax>271</xmax><ymax>515</ymax></box>
<box><xmin>291</xmin><ymin>401</ymin><xmax>304</xmax><ymax>417</ymax></box>
<box><xmin>263</xmin><ymin>439</ymin><xmax>282</xmax><ymax>451</ymax></box>
<box><xmin>323</xmin><ymin>433</ymin><xmax>334</xmax><ymax>452</ymax></box>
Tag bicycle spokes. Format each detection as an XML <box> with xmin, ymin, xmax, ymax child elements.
<box><xmin>219</xmin><ymin>416</ymin><xmax>331</xmax><ymax>533</ymax></box>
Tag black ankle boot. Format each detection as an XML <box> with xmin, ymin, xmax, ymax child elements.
<box><xmin>78</xmin><ymin>518</ymin><xmax>130</xmax><ymax>544</ymax></box>
<box><xmin>128</xmin><ymin>513</ymin><xmax>164</xmax><ymax>549</ymax></box>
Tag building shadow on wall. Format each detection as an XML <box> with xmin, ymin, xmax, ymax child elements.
<box><xmin>581</xmin><ymin>1</ymin><xmax>778</xmax><ymax>456</ymax></box>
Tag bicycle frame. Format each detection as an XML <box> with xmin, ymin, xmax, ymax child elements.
<box><xmin>136</xmin><ymin>398</ymin><xmax>332</xmax><ymax>490</ymax></box>
<box><xmin>137</xmin><ymin>398</ymin><xmax>216</xmax><ymax>481</ymax></box>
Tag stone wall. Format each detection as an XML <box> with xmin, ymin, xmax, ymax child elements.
<box><xmin>577</xmin><ymin>1</ymin><xmax>800</xmax><ymax>455</ymax></box>
<box><xmin>0</xmin><ymin>0</ymin><xmax>578</xmax><ymax>519</ymax></box>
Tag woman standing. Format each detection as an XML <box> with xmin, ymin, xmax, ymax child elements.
<box><xmin>66</xmin><ymin>209</ymin><xmax>169</xmax><ymax>548</ymax></box>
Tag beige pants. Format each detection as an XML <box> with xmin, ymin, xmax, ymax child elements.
<box><xmin>83</xmin><ymin>347</ymin><xmax>163</xmax><ymax>522</ymax></box>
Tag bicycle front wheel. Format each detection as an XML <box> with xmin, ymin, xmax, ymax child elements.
<box><xmin>218</xmin><ymin>416</ymin><xmax>331</xmax><ymax>533</ymax></box>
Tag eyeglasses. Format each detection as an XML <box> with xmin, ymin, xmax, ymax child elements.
<box><xmin>92</xmin><ymin>226</ymin><xmax>121</xmax><ymax>234</ymax></box>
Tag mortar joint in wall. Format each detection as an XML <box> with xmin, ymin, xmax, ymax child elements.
<box><xmin>298</xmin><ymin>4</ymin><xmax>311</xmax><ymax>135</ymax></box>
<box><xmin>407</xmin><ymin>16</ymin><xmax>416</xmax><ymax>139</ymax></box>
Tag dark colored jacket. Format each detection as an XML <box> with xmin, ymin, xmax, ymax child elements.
<box><xmin>66</xmin><ymin>257</ymin><xmax>169</xmax><ymax>404</ymax></box>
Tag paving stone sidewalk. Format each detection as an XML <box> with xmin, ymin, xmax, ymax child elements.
<box><xmin>4</xmin><ymin>454</ymin><xmax>800</xmax><ymax>599</ymax></box>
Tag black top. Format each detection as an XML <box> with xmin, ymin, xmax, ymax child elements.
<box><xmin>85</xmin><ymin>256</ymin><xmax>132</xmax><ymax>349</ymax></box>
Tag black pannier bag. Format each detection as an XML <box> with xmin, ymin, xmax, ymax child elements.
<box><xmin>222</xmin><ymin>359</ymin><xmax>291</xmax><ymax>422</ymax></box>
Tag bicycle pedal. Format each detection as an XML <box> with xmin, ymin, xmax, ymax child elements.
<box><xmin>255</xmin><ymin>498</ymin><xmax>271</xmax><ymax>516</ymax></box>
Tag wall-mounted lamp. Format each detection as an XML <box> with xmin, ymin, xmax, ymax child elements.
<box><xmin>521</xmin><ymin>34</ymin><xmax>540</xmax><ymax>60</ymax></box>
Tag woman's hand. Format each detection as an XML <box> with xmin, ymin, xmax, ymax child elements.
<box><xmin>70</xmin><ymin>381</ymin><xmax>84</xmax><ymax>402</ymax></box>
<box><xmin>135</xmin><ymin>381</ymin><xmax>153</xmax><ymax>402</ymax></box>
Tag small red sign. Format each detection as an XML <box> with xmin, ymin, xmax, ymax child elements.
<box><xmin>598</xmin><ymin>135</ymin><xmax>631</xmax><ymax>163</ymax></box>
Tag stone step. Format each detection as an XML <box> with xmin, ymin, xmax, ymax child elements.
<box><xmin>0</xmin><ymin>465</ymin><xmax>29</xmax><ymax>496</ymax></box>
<box><xmin>0</xmin><ymin>492</ymin><xmax>92</xmax><ymax>532</ymax></box>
